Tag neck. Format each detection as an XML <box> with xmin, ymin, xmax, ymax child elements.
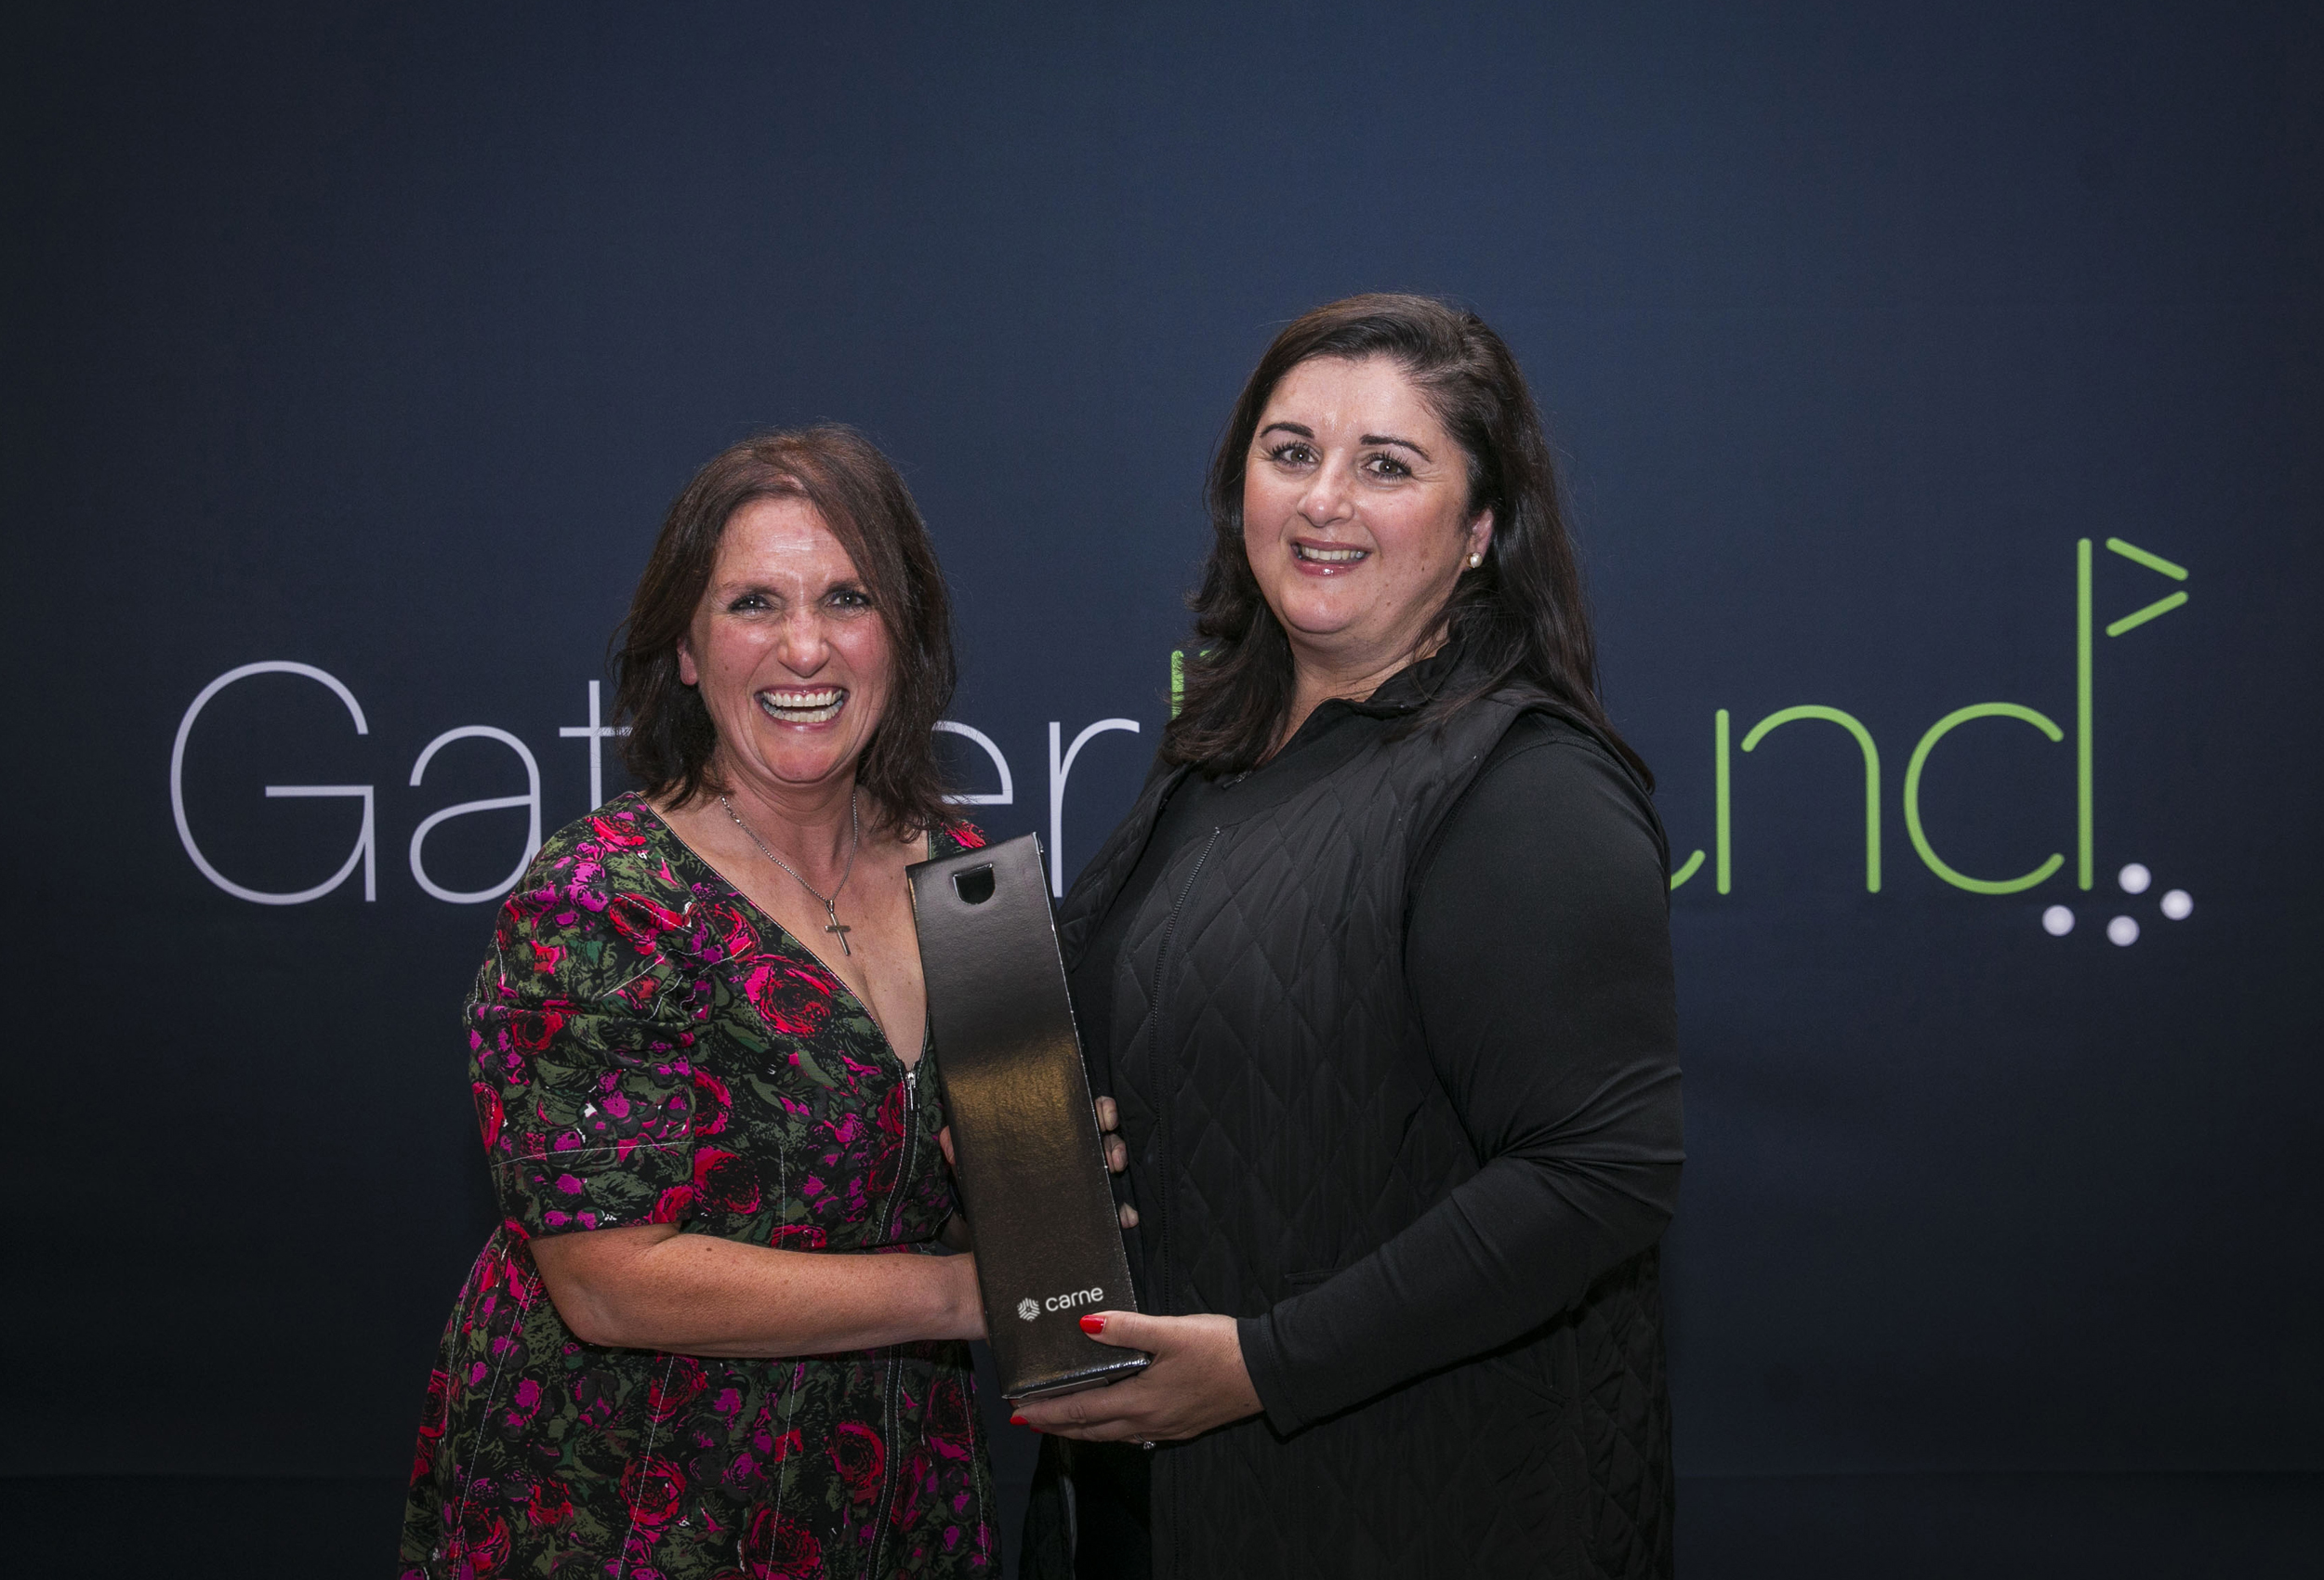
<box><xmin>712</xmin><ymin>764</ymin><xmax>863</xmax><ymax>879</ymax></box>
<box><xmin>1274</xmin><ymin>625</ymin><xmax>1448</xmax><ymax>757</ymax></box>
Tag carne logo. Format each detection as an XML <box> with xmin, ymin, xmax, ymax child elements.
<box><xmin>1019</xmin><ymin>1287</ymin><xmax>1105</xmax><ymax>1320</ymax></box>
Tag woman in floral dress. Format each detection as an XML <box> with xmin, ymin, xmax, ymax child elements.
<box><xmin>403</xmin><ymin>428</ymin><xmax>1055</xmax><ymax>1579</ymax></box>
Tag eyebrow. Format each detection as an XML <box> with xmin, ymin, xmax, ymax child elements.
<box><xmin>1257</xmin><ymin>420</ymin><xmax>1433</xmax><ymax>463</ymax></box>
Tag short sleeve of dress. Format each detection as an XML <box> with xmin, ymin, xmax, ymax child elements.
<box><xmin>465</xmin><ymin>813</ymin><xmax>707</xmax><ymax>1240</ymax></box>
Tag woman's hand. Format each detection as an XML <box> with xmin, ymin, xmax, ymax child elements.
<box><xmin>939</xmin><ymin>1098</ymin><xmax>1134</xmax><ymax>1245</ymax></box>
<box><xmin>1095</xmin><ymin>1096</ymin><xmax>1139</xmax><ymax>1228</ymax></box>
<box><xmin>1010</xmin><ymin>1311</ymin><xmax>1260</xmax><ymax>1443</ymax></box>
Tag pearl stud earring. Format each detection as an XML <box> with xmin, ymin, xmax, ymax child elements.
<box><xmin>1468</xmin><ymin>552</ymin><xmax>1483</xmax><ymax>568</ymax></box>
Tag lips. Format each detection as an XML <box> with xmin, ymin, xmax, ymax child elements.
<box><xmin>756</xmin><ymin>687</ymin><xmax>847</xmax><ymax>725</ymax></box>
<box><xmin>1292</xmin><ymin>541</ymin><xmax>1369</xmax><ymax>570</ymax></box>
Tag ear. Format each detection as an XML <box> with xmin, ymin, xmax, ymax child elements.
<box><xmin>676</xmin><ymin>635</ymin><xmax>700</xmax><ymax>687</ymax></box>
<box><xmin>1466</xmin><ymin>508</ymin><xmax>1496</xmax><ymax>564</ymax></box>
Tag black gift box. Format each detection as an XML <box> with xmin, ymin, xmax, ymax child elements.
<box><xmin>906</xmin><ymin>834</ymin><xmax>1149</xmax><ymax>1401</ymax></box>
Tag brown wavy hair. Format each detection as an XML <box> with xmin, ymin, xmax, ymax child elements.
<box><xmin>1161</xmin><ymin>293</ymin><xmax>1650</xmax><ymax>787</ymax></box>
<box><xmin>613</xmin><ymin>426</ymin><xmax>957</xmax><ymax>834</ymax></box>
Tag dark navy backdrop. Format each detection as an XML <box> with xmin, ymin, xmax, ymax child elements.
<box><xmin>7</xmin><ymin>3</ymin><xmax>2317</xmax><ymax>1574</ymax></box>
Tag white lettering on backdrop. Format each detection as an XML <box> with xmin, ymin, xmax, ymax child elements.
<box><xmin>1048</xmin><ymin>718</ymin><xmax>1141</xmax><ymax>897</ymax></box>
<box><xmin>174</xmin><ymin>666</ymin><xmax>1138</xmax><ymax>906</ymax></box>
<box><xmin>407</xmin><ymin>726</ymin><xmax>543</xmax><ymax>903</ymax></box>
<box><xmin>170</xmin><ymin>661</ymin><xmax>378</xmax><ymax>904</ymax></box>
<box><xmin>558</xmin><ymin>679</ymin><xmax>630</xmax><ymax>810</ymax></box>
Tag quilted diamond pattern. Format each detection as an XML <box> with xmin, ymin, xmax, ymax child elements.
<box><xmin>1060</xmin><ymin>696</ymin><xmax>1675</xmax><ymax>1578</ymax></box>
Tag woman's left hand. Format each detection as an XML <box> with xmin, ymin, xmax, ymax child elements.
<box><xmin>1010</xmin><ymin>1311</ymin><xmax>1261</xmax><ymax>1443</ymax></box>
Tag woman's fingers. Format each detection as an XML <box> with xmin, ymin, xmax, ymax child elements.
<box><xmin>1094</xmin><ymin>1097</ymin><xmax>1128</xmax><ymax>1174</ymax></box>
<box><xmin>1012</xmin><ymin>1310</ymin><xmax>1256</xmax><ymax>1443</ymax></box>
<box><xmin>1010</xmin><ymin>1391</ymin><xmax>1153</xmax><ymax>1443</ymax></box>
<box><xmin>936</xmin><ymin>1126</ymin><xmax>956</xmax><ymax>1169</ymax></box>
<box><xmin>1012</xmin><ymin>1365</ymin><xmax>1163</xmax><ymax>1441</ymax></box>
<box><xmin>1011</xmin><ymin>1311</ymin><xmax>1157</xmax><ymax>1434</ymax></box>
<box><xmin>1072</xmin><ymin>1309</ymin><xmax>1151</xmax><ymax>1348</ymax></box>
<box><xmin>1118</xmin><ymin>1202</ymin><xmax>1141</xmax><ymax>1229</ymax></box>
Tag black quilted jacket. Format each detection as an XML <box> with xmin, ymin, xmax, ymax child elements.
<box><xmin>1050</xmin><ymin>680</ymin><xmax>1679</xmax><ymax>1578</ymax></box>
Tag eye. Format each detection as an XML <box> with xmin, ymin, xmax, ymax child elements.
<box><xmin>1362</xmin><ymin>453</ymin><xmax>1412</xmax><ymax>480</ymax></box>
<box><xmin>1264</xmin><ymin>441</ymin><xmax>1318</xmax><ymax>467</ymax></box>
<box><xmin>727</xmin><ymin>591</ymin><xmax>770</xmax><ymax>612</ymax></box>
<box><xmin>828</xmin><ymin>586</ymin><xmax>874</xmax><ymax>611</ymax></box>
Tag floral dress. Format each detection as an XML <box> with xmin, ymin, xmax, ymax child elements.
<box><xmin>400</xmin><ymin>794</ymin><xmax>997</xmax><ymax>1580</ymax></box>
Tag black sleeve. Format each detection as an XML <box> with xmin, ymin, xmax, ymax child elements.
<box><xmin>1235</xmin><ymin>719</ymin><xmax>1684</xmax><ymax>1433</ymax></box>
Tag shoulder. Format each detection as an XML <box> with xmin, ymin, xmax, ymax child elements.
<box><xmin>1482</xmin><ymin>710</ymin><xmax>1649</xmax><ymax>806</ymax></box>
<box><xmin>929</xmin><ymin>820</ymin><xmax>988</xmax><ymax>859</ymax></box>
<box><xmin>514</xmin><ymin>793</ymin><xmax>696</xmax><ymax>921</ymax></box>
<box><xmin>484</xmin><ymin>794</ymin><xmax>699</xmax><ymax>997</ymax></box>
<box><xmin>1427</xmin><ymin>707</ymin><xmax>1667</xmax><ymax>881</ymax></box>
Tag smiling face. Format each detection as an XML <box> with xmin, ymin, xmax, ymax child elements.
<box><xmin>1243</xmin><ymin>354</ymin><xmax>1492</xmax><ymax>683</ymax></box>
<box><xmin>676</xmin><ymin>494</ymin><xmax>894</xmax><ymax>803</ymax></box>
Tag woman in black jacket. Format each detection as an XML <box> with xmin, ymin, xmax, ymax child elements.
<box><xmin>1015</xmin><ymin>294</ymin><xmax>1683</xmax><ymax>1578</ymax></box>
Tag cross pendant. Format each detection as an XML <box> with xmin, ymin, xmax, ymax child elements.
<box><xmin>825</xmin><ymin>903</ymin><xmax>852</xmax><ymax>956</ymax></box>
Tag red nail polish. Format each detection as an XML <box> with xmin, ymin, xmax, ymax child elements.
<box><xmin>1010</xmin><ymin>1415</ymin><xmax>1026</xmax><ymax>1426</ymax></box>
<box><xmin>1079</xmin><ymin>1313</ymin><xmax>1106</xmax><ymax>1334</ymax></box>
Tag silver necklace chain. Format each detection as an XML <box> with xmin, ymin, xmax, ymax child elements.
<box><xmin>719</xmin><ymin>790</ymin><xmax>862</xmax><ymax>956</ymax></box>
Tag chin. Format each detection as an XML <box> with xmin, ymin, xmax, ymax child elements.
<box><xmin>1270</xmin><ymin>590</ymin><xmax>1361</xmax><ymax>639</ymax></box>
<box><xmin>753</xmin><ymin>736</ymin><xmax>864</xmax><ymax>785</ymax></box>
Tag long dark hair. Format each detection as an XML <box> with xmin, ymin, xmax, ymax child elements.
<box><xmin>1162</xmin><ymin>293</ymin><xmax>1650</xmax><ymax>787</ymax></box>
<box><xmin>613</xmin><ymin>425</ymin><xmax>958</xmax><ymax>834</ymax></box>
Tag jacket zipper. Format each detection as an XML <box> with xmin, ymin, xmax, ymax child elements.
<box><xmin>1145</xmin><ymin>828</ymin><xmax>1220</xmax><ymax>1580</ymax></box>
<box><xmin>1147</xmin><ymin>830</ymin><xmax>1219</xmax><ymax>1323</ymax></box>
<box><xmin>866</xmin><ymin>1062</ymin><xmax>919</xmax><ymax>1576</ymax></box>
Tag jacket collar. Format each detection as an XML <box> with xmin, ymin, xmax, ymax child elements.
<box><xmin>1056</xmin><ymin>757</ymin><xmax>1189</xmax><ymax>971</ymax></box>
<box><xmin>1340</xmin><ymin>640</ymin><xmax>1487</xmax><ymax>717</ymax></box>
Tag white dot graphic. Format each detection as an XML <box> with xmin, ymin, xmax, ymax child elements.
<box><xmin>2119</xmin><ymin>862</ymin><xmax>2152</xmax><ymax>895</ymax></box>
<box><xmin>2160</xmin><ymin>889</ymin><xmax>2193</xmax><ymax>921</ymax></box>
<box><xmin>2041</xmin><ymin>905</ymin><xmax>2075</xmax><ymax>936</ymax></box>
<box><xmin>2106</xmin><ymin>915</ymin><xmax>2140</xmax><ymax>946</ymax></box>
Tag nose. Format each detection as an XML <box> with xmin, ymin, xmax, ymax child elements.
<box><xmin>774</xmin><ymin>606</ymin><xmax>831</xmax><ymax>676</ymax></box>
<box><xmin>1297</xmin><ymin>464</ymin><xmax>1352</xmax><ymax>529</ymax></box>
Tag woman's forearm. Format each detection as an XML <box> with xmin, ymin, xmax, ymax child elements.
<box><xmin>1234</xmin><ymin>728</ymin><xmax>1684</xmax><ymax>1430</ymax></box>
<box><xmin>1238</xmin><ymin>1148</ymin><xmax>1678</xmax><ymax>1429</ymax></box>
<box><xmin>529</xmin><ymin>1223</ymin><xmax>984</xmax><ymax>1355</ymax></box>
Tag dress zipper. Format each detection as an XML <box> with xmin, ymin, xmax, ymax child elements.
<box><xmin>866</xmin><ymin>1062</ymin><xmax>920</xmax><ymax>1575</ymax></box>
<box><xmin>884</xmin><ymin>1066</ymin><xmax>920</xmax><ymax>1239</ymax></box>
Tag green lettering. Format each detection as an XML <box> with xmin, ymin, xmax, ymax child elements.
<box><xmin>1737</xmin><ymin>705</ymin><xmax>1882</xmax><ymax>892</ymax></box>
<box><xmin>1905</xmin><ymin>704</ymin><xmax>2067</xmax><ymax>893</ymax></box>
<box><xmin>1715</xmin><ymin>708</ymin><xmax>1731</xmax><ymax>893</ymax></box>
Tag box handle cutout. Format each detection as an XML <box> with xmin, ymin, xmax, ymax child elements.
<box><xmin>952</xmin><ymin>864</ymin><xmax>997</xmax><ymax>905</ymax></box>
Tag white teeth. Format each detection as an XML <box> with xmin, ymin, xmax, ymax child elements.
<box><xmin>757</xmin><ymin>690</ymin><xmax>846</xmax><ymax>724</ymax></box>
<box><xmin>1296</xmin><ymin>545</ymin><xmax>1367</xmax><ymax>563</ymax></box>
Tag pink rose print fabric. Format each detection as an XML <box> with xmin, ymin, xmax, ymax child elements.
<box><xmin>400</xmin><ymin>795</ymin><xmax>997</xmax><ymax>1578</ymax></box>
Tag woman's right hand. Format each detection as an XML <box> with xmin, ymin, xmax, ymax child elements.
<box><xmin>947</xmin><ymin>1107</ymin><xmax>1138</xmax><ymax>1231</ymax></box>
<box><xmin>1096</xmin><ymin>1096</ymin><xmax>1139</xmax><ymax>1229</ymax></box>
